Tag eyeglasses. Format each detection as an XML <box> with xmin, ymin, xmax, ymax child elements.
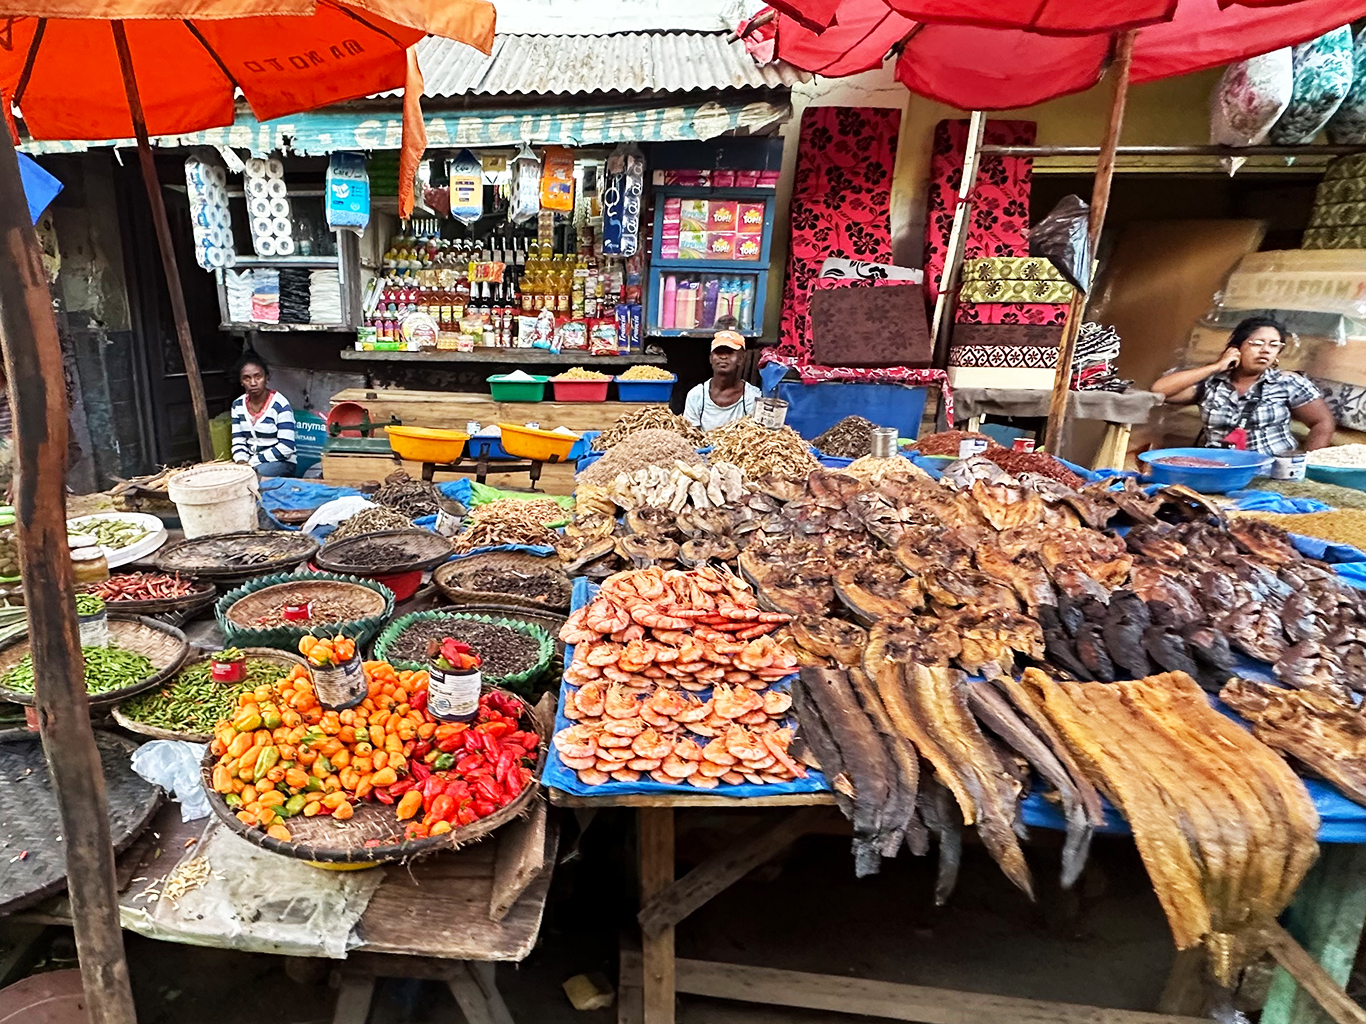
<box><xmin>1245</xmin><ymin>339</ymin><xmax>1286</xmax><ymax>352</ymax></box>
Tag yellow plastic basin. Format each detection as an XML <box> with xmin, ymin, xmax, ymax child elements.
<box><xmin>497</xmin><ymin>423</ymin><xmax>581</xmax><ymax>462</ymax></box>
<box><xmin>385</xmin><ymin>425</ymin><xmax>470</xmax><ymax>464</ymax></box>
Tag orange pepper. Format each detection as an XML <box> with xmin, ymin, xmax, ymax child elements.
<box><xmin>266</xmin><ymin>824</ymin><xmax>292</xmax><ymax>842</ymax></box>
<box><xmin>322</xmin><ymin>791</ymin><xmax>348</xmax><ymax>810</ymax></box>
<box><xmin>339</xmin><ymin>767</ymin><xmax>360</xmax><ymax>791</ymax></box>
<box><xmin>259</xmin><ymin>790</ymin><xmax>285</xmax><ymax>807</ymax></box>
<box><xmin>352</xmin><ymin>755</ymin><xmax>373</xmax><ymax>775</ymax></box>
<box><xmin>297</xmin><ymin>749</ymin><xmax>318</xmax><ymax>767</ymax></box>
<box><xmin>281</xmin><ymin>710</ymin><xmax>302</xmax><ymax>729</ymax></box>
<box><xmin>227</xmin><ymin>732</ymin><xmax>253</xmax><ymax>759</ymax></box>
<box><xmin>371</xmin><ymin>767</ymin><xmax>397</xmax><ymax>788</ymax></box>
<box><xmin>277</xmin><ymin>744</ymin><xmax>298</xmax><ymax>762</ymax></box>
<box><xmin>369</xmin><ymin>724</ymin><xmax>385</xmax><ymax>747</ymax></box>
<box><xmin>236</xmin><ymin>810</ymin><xmax>259</xmax><ymax>827</ymax></box>
<box><xmin>386</xmin><ymin>756</ymin><xmax>406</xmax><ymax>776</ymax></box>
<box><xmin>370</xmin><ymin>710</ymin><xmax>390</xmax><ymax>728</ymax></box>
<box><xmin>371</xmin><ymin>751</ymin><xmax>388</xmax><ymax>771</ymax></box>
<box><xmin>385</xmin><ymin>736</ymin><xmax>404</xmax><ymax>755</ymax></box>
<box><xmin>337</xmin><ymin>726</ymin><xmax>356</xmax><ymax>745</ymax></box>
<box><xmin>429</xmin><ymin>820</ymin><xmax>452</xmax><ymax>836</ymax></box>
<box><xmin>332</xmin><ymin>801</ymin><xmax>354</xmax><ymax>821</ymax></box>
<box><xmin>417</xmin><ymin>721</ymin><xmax>437</xmax><ymax>740</ymax></box>
<box><xmin>285</xmin><ymin>768</ymin><xmax>310</xmax><ymax>790</ymax></box>
<box><xmin>256</xmin><ymin>780</ymin><xmax>275</xmax><ymax>793</ymax></box>
<box><xmin>303</xmin><ymin>801</ymin><xmax>323</xmax><ymax>817</ymax></box>
<box><xmin>396</xmin><ymin>790</ymin><xmax>423</xmax><ymax>820</ymax></box>
<box><xmin>298</xmin><ymin>636</ymin><xmax>318</xmax><ymax>656</ymax></box>
<box><xmin>331</xmin><ymin>749</ymin><xmax>351</xmax><ymax>769</ymax></box>
<box><xmin>355</xmin><ymin>776</ymin><xmax>374</xmax><ymax>801</ymax></box>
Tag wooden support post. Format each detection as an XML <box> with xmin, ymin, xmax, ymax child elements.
<box><xmin>929</xmin><ymin>110</ymin><xmax>988</xmax><ymax>378</ymax></box>
<box><xmin>113</xmin><ymin>21</ymin><xmax>215</xmax><ymax>462</ymax></box>
<box><xmin>1263</xmin><ymin>844</ymin><xmax>1366</xmax><ymax>1024</ymax></box>
<box><xmin>0</xmin><ymin>118</ymin><xmax>137</xmax><ymax>1024</ymax></box>
<box><xmin>638</xmin><ymin>807</ymin><xmax>827</xmax><ymax>937</ymax></box>
<box><xmin>639</xmin><ymin>808</ymin><xmax>676</xmax><ymax>1024</ymax></box>
<box><xmin>1043</xmin><ymin>30</ymin><xmax>1135</xmax><ymax>454</ymax></box>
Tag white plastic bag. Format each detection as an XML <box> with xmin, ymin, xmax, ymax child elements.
<box><xmin>509</xmin><ymin>143</ymin><xmax>541</xmax><ymax>225</ymax></box>
<box><xmin>302</xmin><ymin>495</ymin><xmax>375</xmax><ymax>537</ymax></box>
<box><xmin>131</xmin><ymin>740</ymin><xmax>211</xmax><ymax>821</ymax></box>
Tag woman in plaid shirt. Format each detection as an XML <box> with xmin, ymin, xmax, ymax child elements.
<box><xmin>1153</xmin><ymin>317</ymin><xmax>1334</xmax><ymax>455</ymax></box>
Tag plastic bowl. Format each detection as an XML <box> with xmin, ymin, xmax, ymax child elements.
<box><xmin>614</xmin><ymin>375</ymin><xmax>677</xmax><ymax>403</ymax></box>
<box><xmin>1305</xmin><ymin>463</ymin><xmax>1366</xmax><ymax>492</ymax></box>
<box><xmin>551</xmin><ymin>378</ymin><xmax>611</xmax><ymax>402</ymax></box>
<box><xmin>487</xmin><ymin>374</ymin><xmax>550</xmax><ymax>402</ymax></box>
<box><xmin>498</xmin><ymin>423</ymin><xmax>581</xmax><ymax>462</ymax></box>
<box><xmin>384</xmin><ymin>425</ymin><xmax>470</xmax><ymax>464</ymax></box>
<box><xmin>1138</xmin><ymin>447</ymin><xmax>1272</xmax><ymax>493</ymax></box>
<box><xmin>466</xmin><ymin>436</ymin><xmax>514</xmax><ymax>461</ymax></box>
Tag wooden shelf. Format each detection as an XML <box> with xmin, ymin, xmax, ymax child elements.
<box><xmin>221</xmin><ymin>322</ymin><xmax>351</xmax><ymax>332</ymax></box>
<box><xmin>329</xmin><ymin>388</ymin><xmax>669</xmax><ymax>435</ymax></box>
<box><xmin>340</xmin><ymin>349</ymin><xmax>668</xmax><ymax>366</ymax></box>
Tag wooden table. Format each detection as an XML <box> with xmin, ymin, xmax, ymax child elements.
<box><xmin>12</xmin><ymin>797</ymin><xmax>557</xmax><ymax>1024</ymax></box>
<box><xmin>548</xmin><ymin>790</ymin><xmax>1366</xmax><ymax>1024</ymax></box>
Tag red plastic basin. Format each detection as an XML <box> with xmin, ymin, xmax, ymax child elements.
<box><xmin>550</xmin><ymin>378</ymin><xmax>610</xmax><ymax>402</ymax></box>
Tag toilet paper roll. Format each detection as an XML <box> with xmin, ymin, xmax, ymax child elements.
<box><xmin>271</xmin><ymin>217</ymin><xmax>292</xmax><ymax>237</ymax></box>
<box><xmin>192</xmin><ymin>204</ymin><xmax>213</xmax><ymax>228</ymax></box>
<box><xmin>246</xmin><ymin>177</ymin><xmax>269</xmax><ymax>198</ymax></box>
<box><xmin>274</xmin><ymin>237</ymin><xmax>295</xmax><ymax>256</ymax></box>
<box><xmin>204</xmin><ymin>225</ymin><xmax>224</xmax><ymax>248</ymax></box>
<box><xmin>245</xmin><ymin>157</ymin><xmax>267</xmax><ymax>178</ymax></box>
<box><xmin>207</xmin><ymin>204</ymin><xmax>226</xmax><ymax>229</ymax></box>
<box><xmin>266</xmin><ymin>157</ymin><xmax>284</xmax><ymax>178</ymax></box>
<box><xmin>256</xmin><ymin>236</ymin><xmax>278</xmax><ymax>256</ymax></box>
<box><xmin>268</xmin><ymin>197</ymin><xmax>290</xmax><ymax>218</ymax></box>
<box><xmin>207</xmin><ymin>247</ymin><xmax>229</xmax><ymax>268</ymax></box>
<box><xmin>249</xmin><ymin>196</ymin><xmax>271</xmax><ymax>218</ymax></box>
<box><xmin>266</xmin><ymin>178</ymin><xmax>288</xmax><ymax>198</ymax></box>
<box><xmin>208</xmin><ymin>166</ymin><xmax>227</xmax><ymax>187</ymax></box>
<box><xmin>251</xmin><ymin>216</ymin><xmax>274</xmax><ymax>237</ymax></box>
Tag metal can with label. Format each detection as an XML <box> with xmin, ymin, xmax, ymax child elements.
<box><xmin>427</xmin><ymin>665</ymin><xmax>482</xmax><ymax>723</ymax></box>
<box><xmin>1271</xmin><ymin>453</ymin><xmax>1307</xmax><ymax>480</ymax></box>
<box><xmin>958</xmin><ymin>438</ymin><xmax>989</xmax><ymax>459</ymax></box>
<box><xmin>1012</xmin><ymin>438</ymin><xmax>1037</xmax><ymax>453</ymax></box>
<box><xmin>312</xmin><ymin>654</ymin><xmax>367</xmax><ymax>710</ymax></box>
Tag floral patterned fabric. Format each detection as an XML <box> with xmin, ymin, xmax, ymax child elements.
<box><xmin>955</xmin><ymin>302</ymin><xmax>1069</xmax><ymax>326</ymax></box>
<box><xmin>1269</xmin><ymin>28</ymin><xmax>1354</xmax><ymax>146</ymax></box>
<box><xmin>773</xmin><ymin>106</ymin><xmax>899</xmax><ymax>367</ymax></box>
<box><xmin>1327</xmin><ymin>28</ymin><xmax>1366</xmax><ymax>144</ymax></box>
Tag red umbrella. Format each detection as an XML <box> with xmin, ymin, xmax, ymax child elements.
<box><xmin>767</xmin><ymin>0</ymin><xmax>1366</xmax><ymax>108</ymax></box>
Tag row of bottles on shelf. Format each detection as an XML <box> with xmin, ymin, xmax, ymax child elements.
<box><xmin>658</xmin><ymin>274</ymin><xmax>757</xmax><ymax>332</ymax></box>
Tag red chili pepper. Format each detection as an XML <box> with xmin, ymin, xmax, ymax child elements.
<box><xmin>455</xmin><ymin>752</ymin><xmax>484</xmax><ymax>774</ymax></box>
<box><xmin>436</xmin><ymin>735</ymin><xmax>462</xmax><ymax>754</ymax></box>
<box><xmin>410</xmin><ymin>689</ymin><xmax>428</xmax><ymax>711</ymax></box>
<box><xmin>456</xmin><ymin>805</ymin><xmax>477</xmax><ymax>826</ymax></box>
<box><xmin>389</xmin><ymin>778</ymin><xmax>415</xmax><ymax>795</ymax></box>
<box><xmin>520</xmin><ymin>732</ymin><xmax>539</xmax><ymax>751</ymax></box>
<box><xmin>495</xmin><ymin>748</ymin><xmax>515</xmax><ymax>786</ymax></box>
<box><xmin>473</xmin><ymin>778</ymin><xmax>498</xmax><ymax>803</ymax></box>
<box><xmin>373</xmin><ymin>787</ymin><xmax>395</xmax><ymax>805</ymax></box>
<box><xmin>410</xmin><ymin>763</ymin><xmax>431</xmax><ymax>784</ymax></box>
<box><xmin>430</xmin><ymin>794</ymin><xmax>456</xmax><ymax>822</ymax></box>
<box><xmin>473</xmin><ymin>799</ymin><xmax>496</xmax><ymax>818</ymax></box>
<box><xmin>402</xmin><ymin>740</ymin><xmax>416</xmax><ymax>758</ymax></box>
<box><xmin>481</xmin><ymin>731</ymin><xmax>500</xmax><ymax>759</ymax></box>
<box><xmin>412</xmin><ymin>740</ymin><xmax>431</xmax><ymax>758</ymax></box>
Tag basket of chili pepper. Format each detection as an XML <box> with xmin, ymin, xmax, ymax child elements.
<box><xmin>79</xmin><ymin>572</ymin><xmax>217</xmax><ymax>617</ymax></box>
<box><xmin>198</xmin><ymin>657</ymin><xmax>546</xmax><ymax>865</ymax></box>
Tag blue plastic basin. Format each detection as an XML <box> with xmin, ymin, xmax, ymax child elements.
<box><xmin>1305</xmin><ymin>463</ymin><xmax>1366</xmax><ymax>493</ymax></box>
<box><xmin>614</xmin><ymin>376</ymin><xmax>677</xmax><ymax>403</ymax></box>
<box><xmin>1138</xmin><ymin>447</ymin><xmax>1271</xmax><ymax>493</ymax></box>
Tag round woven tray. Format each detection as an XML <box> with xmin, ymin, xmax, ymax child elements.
<box><xmin>83</xmin><ymin>575</ymin><xmax>217</xmax><ymax>616</ymax></box>
<box><xmin>154</xmin><ymin>531</ymin><xmax>319</xmax><ymax>579</ymax></box>
<box><xmin>198</xmin><ymin>689</ymin><xmax>547</xmax><ymax>866</ymax></box>
<box><xmin>216</xmin><ymin>572</ymin><xmax>396</xmax><ymax>650</ymax></box>
<box><xmin>1</xmin><ymin>730</ymin><xmax>162</xmax><ymax>913</ymax></box>
<box><xmin>432</xmin><ymin>550</ymin><xmax>572</xmax><ymax>613</ymax></box>
<box><xmin>373</xmin><ymin>609</ymin><xmax>554</xmax><ymax>693</ymax></box>
<box><xmin>111</xmin><ymin>647</ymin><xmax>310</xmax><ymax>742</ymax></box>
<box><xmin>315</xmin><ymin>529</ymin><xmax>455</xmax><ymax>576</ymax></box>
<box><xmin>0</xmin><ymin>616</ymin><xmax>190</xmax><ymax>708</ymax></box>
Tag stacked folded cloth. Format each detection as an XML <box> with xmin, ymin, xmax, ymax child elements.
<box><xmin>959</xmin><ymin>256</ymin><xmax>1075</xmax><ymax>304</ymax></box>
<box><xmin>309</xmin><ymin>269</ymin><xmax>343</xmax><ymax>325</ymax></box>
<box><xmin>1072</xmin><ymin>322</ymin><xmax>1132</xmax><ymax>392</ymax></box>
<box><xmin>250</xmin><ymin>268</ymin><xmax>280</xmax><ymax>324</ymax></box>
<box><xmin>224</xmin><ymin>269</ymin><xmax>253</xmax><ymax>324</ymax></box>
<box><xmin>278</xmin><ymin>268</ymin><xmax>312</xmax><ymax>324</ymax></box>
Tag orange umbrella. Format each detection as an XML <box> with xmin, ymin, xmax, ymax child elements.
<box><xmin>0</xmin><ymin>0</ymin><xmax>492</xmax><ymax>458</ymax></box>
<box><xmin>0</xmin><ymin>5</ymin><xmax>489</xmax><ymax>1022</ymax></box>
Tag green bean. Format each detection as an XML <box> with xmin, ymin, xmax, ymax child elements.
<box><xmin>68</xmin><ymin>517</ymin><xmax>150</xmax><ymax>550</ymax></box>
<box><xmin>0</xmin><ymin>645</ymin><xmax>153</xmax><ymax>695</ymax></box>
<box><xmin>118</xmin><ymin>658</ymin><xmax>289</xmax><ymax>734</ymax></box>
<box><xmin>75</xmin><ymin>594</ymin><xmax>105</xmax><ymax>617</ymax></box>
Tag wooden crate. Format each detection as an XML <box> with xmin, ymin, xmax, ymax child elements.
<box><xmin>330</xmin><ymin>388</ymin><xmax>663</xmax><ymax>434</ymax></box>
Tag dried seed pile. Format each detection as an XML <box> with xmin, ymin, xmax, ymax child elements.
<box><xmin>1235</xmin><ymin>509</ymin><xmax>1366</xmax><ymax>550</ymax></box>
<box><xmin>912</xmin><ymin>430</ymin><xmax>999</xmax><ymax>456</ymax></box>
<box><xmin>249</xmin><ymin>593</ymin><xmax>372</xmax><ymax>628</ymax></box>
<box><xmin>374</xmin><ymin>470</ymin><xmax>441</xmax><ymax>518</ymax></box>
<box><xmin>555</xmin><ymin>366</ymin><xmax>610</xmax><ymax>380</ymax></box>
<box><xmin>331</xmin><ymin>506</ymin><xmax>414</xmax><ymax>542</ymax></box>
<box><xmin>617</xmin><ymin>365</ymin><xmax>675</xmax><ymax>381</ymax></box>
<box><xmin>1255</xmin><ymin>476</ymin><xmax>1366</xmax><ymax>510</ymax></box>
<box><xmin>983</xmin><ymin>448</ymin><xmax>1086</xmax><ymax>489</ymax></box>
<box><xmin>1306</xmin><ymin>444</ymin><xmax>1366</xmax><ymax>468</ymax></box>
<box><xmin>463</xmin><ymin>567</ymin><xmax>567</xmax><ymax>601</ymax></box>
<box><xmin>388</xmin><ymin>618</ymin><xmax>543</xmax><ymax>678</ymax></box>
<box><xmin>453</xmin><ymin>499</ymin><xmax>563</xmax><ymax>552</ymax></box>
<box><xmin>706</xmin><ymin>420</ymin><xmax>819</xmax><ymax>481</ymax></box>
<box><xmin>580</xmin><ymin>429</ymin><xmax>703</xmax><ymax>486</ymax></box>
<box><xmin>813</xmin><ymin>416</ymin><xmax>876</xmax><ymax>459</ymax></box>
<box><xmin>592</xmin><ymin>407</ymin><xmax>706</xmax><ymax>451</ymax></box>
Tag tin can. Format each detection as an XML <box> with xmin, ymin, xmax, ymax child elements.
<box><xmin>870</xmin><ymin>427</ymin><xmax>898</xmax><ymax>458</ymax></box>
<box><xmin>77</xmin><ymin>607</ymin><xmax>109</xmax><ymax>649</ymax></box>
<box><xmin>958</xmin><ymin>438</ymin><xmax>989</xmax><ymax>459</ymax></box>
<box><xmin>312</xmin><ymin>654</ymin><xmax>366</xmax><ymax>710</ymax></box>
<box><xmin>1012</xmin><ymin>438</ymin><xmax>1037</xmax><ymax>453</ymax></box>
<box><xmin>755</xmin><ymin>398</ymin><xmax>789</xmax><ymax>429</ymax></box>
<box><xmin>282</xmin><ymin>602</ymin><xmax>312</xmax><ymax>622</ymax></box>
<box><xmin>210</xmin><ymin>658</ymin><xmax>247</xmax><ymax>684</ymax></box>
<box><xmin>427</xmin><ymin>665</ymin><xmax>482</xmax><ymax>722</ymax></box>
<box><xmin>1272</xmin><ymin>453</ymin><xmax>1307</xmax><ymax>480</ymax></box>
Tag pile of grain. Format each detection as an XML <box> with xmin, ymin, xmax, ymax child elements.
<box><xmin>1254</xmin><ymin>476</ymin><xmax>1366</xmax><ymax>510</ymax></box>
<box><xmin>1235</xmin><ymin>509</ymin><xmax>1366</xmax><ymax>550</ymax></box>
<box><xmin>580</xmin><ymin>429</ymin><xmax>703</xmax><ymax>485</ymax></box>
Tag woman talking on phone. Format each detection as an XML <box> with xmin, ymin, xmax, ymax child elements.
<box><xmin>1151</xmin><ymin>316</ymin><xmax>1334</xmax><ymax>454</ymax></box>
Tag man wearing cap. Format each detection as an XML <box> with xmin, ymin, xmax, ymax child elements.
<box><xmin>683</xmin><ymin>323</ymin><xmax>760</xmax><ymax>430</ymax></box>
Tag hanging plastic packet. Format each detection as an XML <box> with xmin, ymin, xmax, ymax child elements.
<box><xmin>1327</xmin><ymin>28</ymin><xmax>1366</xmax><ymax>144</ymax></box>
<box><xmin>325</xmin><ymin>152</ymin><xmax>370</xmax><ymax>233</ymax></box>
<box><xmin>1209</xmin><ymin>49</ymin><xmax>1292</xmax><ymax>175</ymax></box>
<box><xmin>602</xmin><ymin>142</ymin><xmax>645</xmax><ymax>256</ymax></box>
<box><xmin>540</xmin><ymin>146</ymin><xmax>575</xmax><ymax>212</ymax></box>
<box><xmin>449</xmin><ymin>148</ymin><xmax>484</xmax><ymax>225</ymax></box>
<box><xmin>1269</xmin><ymin>28</ymin><xmax>1354</xmax><ymax>146</ymax></box>
<box><xmin>1028</xmin><ymin>195</ymin><xmax>1091</xmax><ymax>294</ymax></box>
<box><xmin>509</xmin><ymin>143</ymin><xmax>541</xmax><ymax>224</ymax></box>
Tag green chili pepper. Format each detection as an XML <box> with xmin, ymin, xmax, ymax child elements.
<box><xmin>74</xmin><ymin>594</ymin><xmax>105</xmax><ymax>616</ymax></box>
<box><xmin>433</xmin><ymin>752</ymin><xmax>455</xmax><ymax>771</ymax></box>
<box><xmin>253</xmin><ymin>745</ymin><xmax>279</xmax><ymax>779</ymax></box>
<box><xmin>283</xmin><ymin>793</ymin><xmax>307</xmax><ymax>817</ymax></box>
<box><xmin>0</xmin><ymin>645</ymin><xmax>153</xmax><ymax>697</ymax></box>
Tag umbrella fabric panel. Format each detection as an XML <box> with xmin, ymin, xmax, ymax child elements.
<box><xmin>881</xmin><ymin>0</ymin><xmax>1184</xmax><ymax>33</ymax></box>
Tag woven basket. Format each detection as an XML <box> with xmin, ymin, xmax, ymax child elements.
<box><xmin>315</xmin><ymin>529</ymin><xmax>454</xmax><ymax>576</ymax></box>
<box><xmin>111</xmin><ymin>647</ymin><xmax>309</xmax><ymax>743</ymax></box>
<box><xmin>83</xmin><ymin>576</ymin><xmax>217</xmax><ymax>617</ymax></box>
<box><xmin>155</xmin><ymin>531</ymin><xmax>319</xmax><ymax>579</ymax></box>
<box><xmin>432</xmin><ymin>550</ymin><xmax>572</xmax><ymax>613</ymax></box>
<box><xmin>0</xmin><ymin>617</ymin><xmax>189</xmax><ymax>708</ymax></box>
<box><xmin>217</xmin><ymin>573</ymin><xmax>395</xmax><ymax>651</ymax></box>
<box><xmin>1</xmin><ymin>730</ymin><xmax>162</xmax><ymax>913</ymax></box>
<box><xmin>198</xmin><ymin>689</ymin><xmax>547</xmax><ymax>866</ymax></box>
<box><xmin>373</xmin><ymin>610</ymin><xmax>554</xmax><ymax>694</ymax></box>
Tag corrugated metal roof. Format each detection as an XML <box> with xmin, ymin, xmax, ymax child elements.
<box><xmin>406</xmin><ymin>32</ymin><xmax>804</xmax><ymax>99</ymax></box>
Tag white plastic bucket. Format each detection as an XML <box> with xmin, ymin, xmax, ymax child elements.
<box><xmin>167</xmin><ymin>463</ymin><xmax>260</xmax><ymax>538</ymax></box>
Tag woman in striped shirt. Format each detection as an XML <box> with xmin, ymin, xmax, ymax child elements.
<box><xmin>231</xmin><ymin>353</ymin><xmax>296</xmax><ymax>477</ymax></box>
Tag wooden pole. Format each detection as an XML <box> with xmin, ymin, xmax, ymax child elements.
<box><xmin>1043</xmin><ymin>31</ymin><xmax>1135</xmax><ymax>454</ymax></box>
<box><xmin>113</xmin><ymin>20</ymin><xmax>215</xmax><ymax>462</ymax></box>
<box><xmin>929</xmin><ymin>110</ymin><xmax>987</xmax><ymax>376</ymax></box>
<box><xmin>0</xmin><ymin>127</ymin><xmax>138</xmax><ymax>1023</ymax></box>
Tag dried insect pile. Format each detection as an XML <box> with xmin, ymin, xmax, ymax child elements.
<box><xmin>331</xmin><ymin>506</ymin><xmax>415</xmax><ymax>542</ymax></box>
<box><xmin>452</xmin><ymin>498</ymin><xmax>564</xmax><ymax>552</ymax></box>
<box><xmin>813</xmin><ymin>416</ymin><xmax>877</xmax><ymax>459</ymax></box>
<box><xmin>373</xmin><ymin>470</ymin><xmax>441</xmax><ymax>518</ymax></box>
